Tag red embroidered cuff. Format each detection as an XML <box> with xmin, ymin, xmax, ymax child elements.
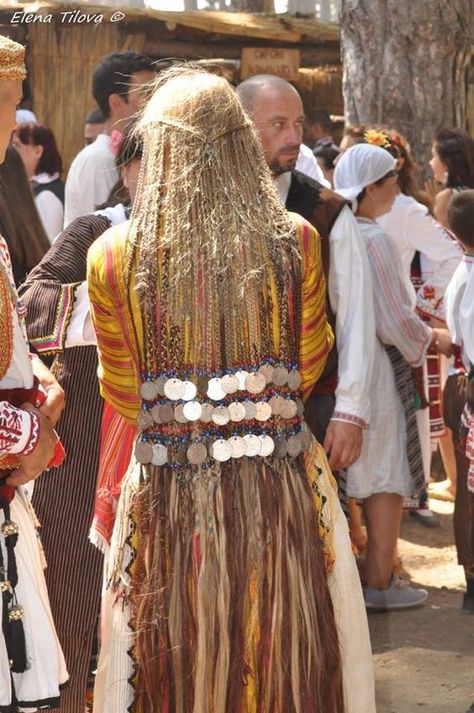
<box><xmin>330</xmin><ymin>411</ymin><xmax>367</xmax><ymax>430</ymax></box>
<box><xmin>21</xmin><ymin>412</ymin><xmax>40</xmax><ymax>456</ymax></box>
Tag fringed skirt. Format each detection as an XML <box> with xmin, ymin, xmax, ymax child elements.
<box><xmin>93</xmin><ymin>441</ymin><xmax>375</xmax><ymax>713</ymax></box>
<box><xmin>0</xmin><ymin>488</ymin><xmax>68</xmax><ymax>712</ymax></box>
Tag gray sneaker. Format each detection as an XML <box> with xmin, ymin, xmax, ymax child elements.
<box><xmin>364</xmin><ymin>577</ymin><xmax>428</xmax><ymax>611</ymax></box>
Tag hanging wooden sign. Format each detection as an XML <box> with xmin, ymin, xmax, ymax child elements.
<box><xmin>240</xmin><ymin>47</ymin><xmax>300</xmax><ymax>81</ymax></box>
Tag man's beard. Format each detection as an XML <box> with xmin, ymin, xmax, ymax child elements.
<box><xmin>269</xmin><ymin>149</ymin><xmax>299</xmax><ymax>176</ymax></box>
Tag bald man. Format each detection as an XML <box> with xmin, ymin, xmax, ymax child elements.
<box><xmin>238</xmin><ymin>75</ymin><xmax>375</xmax><ymax>471</ymax></box>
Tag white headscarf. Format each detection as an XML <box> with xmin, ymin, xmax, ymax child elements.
<box><xmin>334</xmin><ymin>143</ymin><xmax>396</xmax><ymax>208</ymax></box>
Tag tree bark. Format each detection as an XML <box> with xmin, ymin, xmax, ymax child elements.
<box><xmin>287</xmin><ymin>0</ymin><xmax>315</xmax><ymax>15</ymax></box>
<box><xmin>231</xmin><ymin>0</ymin><xmax>275</xmax><ymax>11</ymax></box>
<box><xmin>341</xmin><ymin>0</ymin><xmax>473</xmax><ymax>180</ymax></box>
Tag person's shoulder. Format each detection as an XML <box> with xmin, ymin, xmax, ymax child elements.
<box><xmin>68</xmin><ymin>135</ymin><xmax>113</xmax><ymax>173</ymax></box>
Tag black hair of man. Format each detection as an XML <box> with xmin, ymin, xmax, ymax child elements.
<box><xmin>236</xmin><ymin>74</ymin><xmax>300</xmax><ymax>115</ymax></box>
<box><xmin>305</xmin><ymin>110</ymin><xmax>332</xmax><ymax>133</ymax></box>
<box><xmin>92</xmin><ymin>51</ymin><xmax>155</xmax><ymax>118</ymax></box>
<box><xmin>85</xmin><ymin>107</ymin><xmax>106</xmax><ymax>125</ymax></box>
<box><xmin>448</xmin><ymin>189</ymin><xmax>474</xmax><ymax>249</ymax></box>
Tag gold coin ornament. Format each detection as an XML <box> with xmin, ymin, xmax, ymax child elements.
<box><xmin>296</xmin><ymin>399</ymin><xmax>304</xmax><ymax>417</ymax></box>
<box><xmin>183</xmin><ymin>400</ymin><xmax>203</xmax><ymax>421</ymax></box>
<box><xmin>228</xmin><ymin>402</ymin><xmax>246</xmax><ymax>422</ymax></box>
<box><xmin>258</xmin><ymin>363</ymin><xmax>275</xmax><ymax>385</ymax></box>
<box><xmin>272</xmin><ymin>366</ymin><xmax>289</xmax><ymax>387</ymax></box>
<box><xmin>140</xmin><ymin>381</ymin><xmax>159</xmax><ymax>401</ymax></box>
<box><xmin>245</xmin><ymin>372</ymin><xmax>266</xmax><ymax>395</ymax></box>
<box><xmin>287</xmin><ymin>434</ymin><xmax>302</xmax><ymax>458</ymax></box>
<box><xmin>255</xmin><ymin>401</ymin><xmax>272</xmax><ymax>421</ymax></box>
<box><xmin>221</xmin><ymin>374</ymin><xmax>239</xmax><ymax>394</ymax></box>
<box><xmin>156</xmin><ymin>375</ymin><xmax>168</xmax><ymax>396</ymax></box>
<box><xmin>158</xmin><ymin>403</ymin><xmax>174</xmax><ymax>423</ymax></box>
<box><xmin>164</xmin><ymin>378</ymin><xmax>186</xmax><ymax>401</ymax></box>
<box><xmin>135</xmin><ymin>440</ymin><xmax>153</xmax><ymax>464</ymax></box>
<box><xmin>199</xmin><ymin>402</ymin><xmax>214</xmax><ymax>423</ymax></box>
<box><xmin>243</xmin><ymin>433</ymin><xmax>261</xmax><ymax>456</ymax></box>
<box><xmin>151</xmin><ymin>404</ymin><xmax>162</xmax><ymax>424</ymax></box>
<box><xmin>243</xmin><ymin>400</ymin><xmax>257</xmax><ymax>420</ymax></box>
<box><xmin>269</xmin><ymin>395</ymin><xmax>285</xmax><ymax>416</ymax></box>
<box><xmin>182</xmin><ymin>380</ymin><xmax>198</xmax><ymax>401</ymax></box>
<box><xmin>151</xmin><ymin>443</ymin><xmax>168</xmax><ymax>466</ymax></box>
<box><xmin>299</xmin><ymin>427</ymin><xmax>312</xmax><ymax>450</ymax></box>
<box><xmin>281</xmin><ymin>400</ymin><xmax>298</xmax><ymax>419</ymax></box>
<box><xmin>212</xmin><ymin>439</ymin><xmax>232</xmax><ymax>462</ymax></box>
<box><xmin>229</xmin><ymin>435</ymin><xmax>246</xmax><ymax>458</ymax></box>
<box><xmin>207</xmin><ymin>377</ymin><xmax>226</xmax><ymax>401</ymax></box>
<box><xmin>174</xmin><ymin>404</ymin><xmax>188</xmax><ymax>424</ymax></box>
<box><xmin>187</xmin><ymin>442</ymin><xmax>208</xmax><ymax>465</ymax></box>
<box><xmin>273</xmin><ymin>436</ymin><xmax>288</xmax><ymax>459</ymax></box>
<box><xmin>287</xmin><ymin>370</ymin><xmax>302</xmax><ymax>391</ymax></box>
<box><xmin>259</xmin><ymin>435</ymin><xmax>275</xmax><ymax>457</ymax></box>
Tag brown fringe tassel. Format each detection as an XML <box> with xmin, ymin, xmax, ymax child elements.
<box><xmin>130</xmin><ymin>458</ymin><xmax>343</xmax><ymax>713</ymax></box>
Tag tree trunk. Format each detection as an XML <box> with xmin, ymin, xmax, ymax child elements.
<box><xmin>341</xmin><ymin>0</ymin><xmax>473</xmax><ymax>180</ymax></box>
<box><xmin>183</xmin><ymin>0</ymin><xmax>199</xmax><ymax>10</ymax></box>
<box><xmin>287</xmin><ymin>0</ymin><xmax>315</xmax><ymax>16</ymax></box>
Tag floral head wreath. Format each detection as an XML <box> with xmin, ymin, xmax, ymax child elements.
<box><xmin>363</xmin><ymin>129</ymin><xmax>391</xmax><ymax>149</ymax></box>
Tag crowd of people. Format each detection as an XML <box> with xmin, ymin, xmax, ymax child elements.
<box><xmin>0</xmin><ymin>33</ymin><xmax>473</xmax><ymax>713</ymax></box>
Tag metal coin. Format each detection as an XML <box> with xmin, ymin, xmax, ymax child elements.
<box><xmin>207</xmin><ymin>377</ymin><xmax>226</xmax><ymax>401</ymax></box>
<box><xmin>269</xmin><ymin>395</ymin><xmax>285</xmax><ymax>416</ymax></box>
<box><xmin>199</xmin><ymin>402</ymin><xmax>214</xmax><ymax>423</ymax></box>
<box><xmin>164</xmin><ymin>378</ymin><xmax>186</xmax><ymax>401</ymax></box>
<box><xmin>183</xmin><ymin>401</ymin><xmax>203</xmax><ymax>421</ymax></box>
<box><xmin>258</xmin><ymin>363</ymin><xmax>275</xmax><ymax>385</ymax></box>
<box><xmin>137</xmin><ymin>409</ymin><xmax>153</xmax><ymax>431</ymax></box>
<box><xmin>280</xmin><ymin>399</ymin><xmax>298</xmax><ymax>419</ymax></box>
<box><xmin>245</xmin><ymin>372</ymin><xmax>267</xmax><ymax>395</ymax></box>
<box><xmin>229</xmin><ymin>436</ymin><xmax>246</xmax><ymax>458</ymax></box>
<box><xmin>174</xmin><ymin>404</ymin><xmax>188</xmax><ymax>424</ymax></box>
<box><xmin>296</xmin><ymin>398</ymin><xmax>304</xmax><ymax>417</ymax></box>
<box><xmin>299</xmin><ymin>428</ymin><xmax>312</xmax><ymax>451</ymax></box>
<box><xmin>235</xmin><ymin>370</ymin><xmax>250</xmax><ymax>390</ymax></box>
<box><xmin>243</xmin><ymin>400</ymin><xmax>257</xmax><ymax>420</ymax></box>
<box><xmin>255</xmin><ymin>401</ymin><xmax>272</xmax><ymax>422</ymax></box>
<box><xmin>151</xmin><ymin>405</ymin><xmax>162</xmax><ymax>424</ymax></box>
<box><xmin>287</xmin><ymin>434</ymin><xmax>302</xmax><ymax>458</ymax></box>
<box><xmin>273</xmin><ymin>436</ymin><xmax>288</xmax><ymax>459</ymax></box>
<box><xmin>187</xmin><ymin>442</ymin><xmax>208</xmax><ymax>465</ymax></box>
<box><xmin>140</xmin><ymin>381</ymin><xmax>159</xmax><ymax>401</ymax></box>
<box><xmin>182</xmin><ymin>380</ymin><xmax>197</xmax><ymax>401</ymax></box>
<box><xmin>228</xmin><ymin>402</ymin><xmax>246</xmax><ymax>422</ymax></box>
<box><xmin>134</xmin><ymin>441</ymin><xmax>153</xmax><ymax>464</ymax></box>
<box><xmin>158</xmin><ymin>403</ymin><xmax>174</xmax><ymax>423</ymax></box>
<box><xmin>221</xmin><ymin>374</ymin><xmax>239</xmax><ymax>394</ymax></box>
<box><xmin>212</xmin><ymin>439</ymin><xmax>232</xmax><ymax>462</ymax></box>
<box><xmin>151</xmin><ymin>443</ymin><xmax>168</xmax><ymax>466</ymax></box>
<box><xmin>156</xmin><ymin>376</ymin><xmax>168</xmax><ymax>397</ymax></box>
<box><xmin>243</xmin><ymin>433</ymin><xmax>261</xmax><ymax>457</ymax></box>
<box><xmin>272</xmin><ymin>366</ymin><xmax>289</xmax><ymax>386</ymax></box>
<box><xmin>287</xmin><ymin>370</ymin><xmax>302</xmax><ymax>391</ymax></box>
<box><xmin>259</xmin><ymin>435</ymin><xmax>275</xmax><ymax>457</ymax></box>
<box><xmin>212</xmin><ymin>406</ymin><xmax>230</xmax><ymax>426</ymax></box>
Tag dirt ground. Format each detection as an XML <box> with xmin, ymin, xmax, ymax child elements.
<box><xmin>369</xmin><ymin>499</ymin><xmax>473</xmax><ymax>713</ymax></box>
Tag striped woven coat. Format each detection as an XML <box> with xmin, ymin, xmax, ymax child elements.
<box><xmin>19</xmin><ymin>214</ymin><xmax>111</xmax><ymax>713</ymax></box>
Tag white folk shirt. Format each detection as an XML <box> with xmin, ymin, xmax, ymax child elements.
<box><xmin>64</xmin><ymin>134</ymin><xmax>118</xmax><ymax>226</ymax></box>
<box><xmin>296</xmin><ymin>143</ymin><xmax>331</xmax><ymax>187</ymax></box>
<box><xmin>445</xmin><ymin>254</ymin><xmax>474</xmax><ymax>370</ymax></box>
<box><xmin>378</xmin><ymin>193</ymin><xmax>462</xmax><ymax>319</ymax></box>
<box><xmin>276</xmin><ymin>174</ymin><xmax>375</xmax><ymax>428</ymax></box>
<box><xmin>32</xmin><ymin>173</ymin><xmax>64</xmax><ymax>244</ymax></box>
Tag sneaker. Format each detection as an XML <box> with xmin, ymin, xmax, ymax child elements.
<box><xmin>409</xmin><ymin>508</ymin><xmax>440</xmax><ymax>528</ymax></box>
<box><xmin>364</xmin><ymin>577</ymin><xmax>428</xmax><ymax>611</ymax></box>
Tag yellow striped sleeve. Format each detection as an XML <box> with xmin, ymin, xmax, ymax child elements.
<box><xmin>87</xmin><ymin>229</ymin><xmax>141</xmax><ymax>425</ymax></box>
<box><xmin>292</xmin><ymin>215</ymin><xmax>334</xmax><ymax>400</ymax></box>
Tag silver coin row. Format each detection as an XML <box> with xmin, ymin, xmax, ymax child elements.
<box><xmin>137</xmin><ymin>396</ymin><xmax>304</xmax><ymax>430</ymax></box>
<box><xmin>140</xmin><ymin>367</ymin><xmax>302</xmax><ymax>403</ymax></box>
<box><xmin>135</xmin><ymin>429</ymin><xmax>312</xmax><ymax>467</ymax></box>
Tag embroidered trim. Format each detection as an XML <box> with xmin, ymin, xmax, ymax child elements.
<box><xmin>21</xmin><ymin>412</ymin><xmax>40</xmax><ymax>456</ymax></box>
<box><xmin>331</xmin><ymin>411</ymin><xmax>367</xmax><ymax>430</ymax></box>
<box><xmin>29</xmin><ymin>283</ymin><xmax>80</xmax><ymax>354</ymax></box>
<box><xmin>0</xmin><ymin>259</ymin><xmax>13</xmax><ymax>381</ymax></box>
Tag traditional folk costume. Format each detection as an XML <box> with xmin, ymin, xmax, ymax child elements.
<box><xmin>87</xmin><ymin>71</ymin><xmax>375</xmax><ymax>712</ymax></box>
<box><xmin>334</xmin><ymin>146</ymin><xmax>431</xmax><ymax>501</ymax></box>
<box><xmin>277</xmin><ymin>171</ymin><xmax>375</xmax><ymax>445</ymax></box>
<box><xmin>0</xmin><ymin>35</ymin><xmax>67</xmax><ymax>712</ymax></box>
<box><xmin>20</xmin><ymin>213</ymin><xmax>122</xmax><ymax>712</ymax></box>
<box><xmin>444</xmin><ymin>253</ymin><xmax>474</xmax><ymax>568</ymax></box>
<box><xmin>379</xmin><ymin>193</ymin><xmax>462</xmax><ymax>487</ymax></box>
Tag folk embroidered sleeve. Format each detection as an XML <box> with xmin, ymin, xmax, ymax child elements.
<box><xmin>0</xmin><ymin>401</ymin><xmax>40</xmax><ymax>455</ymax></box>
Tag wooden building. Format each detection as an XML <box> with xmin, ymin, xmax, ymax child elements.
<box><xmin>0</xmin><ymin>3</ymin><xmax>342</xmax><ymax>169</ymax></box>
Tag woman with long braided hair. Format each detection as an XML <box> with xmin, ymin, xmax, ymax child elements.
<box><xmin>88</xmin><ymin>66</ymin><xmax>375</xmax><ymax>713</ymax></box>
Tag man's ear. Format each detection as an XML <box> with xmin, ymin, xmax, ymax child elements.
<box><xmin>108</xmin><ymin>92</ymin><xmax>126</xmax><ymax>115</ymax></box>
